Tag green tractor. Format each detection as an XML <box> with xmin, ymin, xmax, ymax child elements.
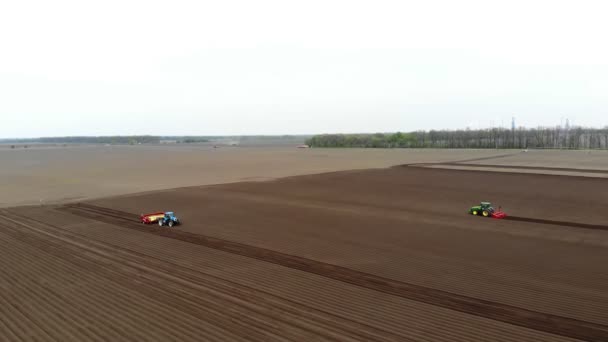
<box><xmin>469</xmin><ymin>202</ymin><xmax>506</xmax><ymax>219</ymax></box>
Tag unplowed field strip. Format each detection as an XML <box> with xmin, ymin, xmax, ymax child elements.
<box><xmin>60</xmin><ymin>203</ymin><xmax>608</xmax><ymax>341</ymax></box>
<box><xmin>446</xmin><ymin>162</ymin><xmax>608</xmax><ymax>174</ymax></box>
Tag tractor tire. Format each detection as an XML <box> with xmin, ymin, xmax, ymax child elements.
<box><xmin>168</xmin><ymin>221</ymin><xmax>174</xmax><ymax>228</ymax></box>
<box><xmin>472</xmin><ymin>210</ymin><xmax>478</xmax><ymax>215</ymax></box>
<box><xmin>158</xmin><ymin>220</ymin><xmax>163</xmax><ymax>227</ymax></box>
<box><xmin>482</xmin><ymin>210</ymin><xmax>490</xmax><ymax>217</ymax></box>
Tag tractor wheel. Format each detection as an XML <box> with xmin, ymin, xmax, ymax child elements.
<box><xmin>168</xmin><ymin>221</ymin><xmax>174</xmax><ymax>228</ymax></box>
<box><xmin>158</xmin><ymin>220</ymin><xmax>163</xmax><ymax>227</ymax></box>
<box><xmin>482</xmin><ymin>210</ymin><xmax>490</xmax><ymax>217</ymax></box>
<box><xmin>472</xmin><ymin>210</ymin><xmax>478</xmax><ymax>215</ymax></box>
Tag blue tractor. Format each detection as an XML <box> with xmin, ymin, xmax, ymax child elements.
<box><xmin>158</xmin><ymin>212</ymin><xmax>180</xmax><ymax>227</ymax></box>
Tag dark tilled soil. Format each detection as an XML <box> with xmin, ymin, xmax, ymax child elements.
<box><xmin>2</xmin><ymin>166</ymin><xmax>607</xmax><ymax>341</ymax></box>
<box><xmin>62</xmin><ymin>203</ymin><xmax>608</xmax><ymax>341</ymax></box>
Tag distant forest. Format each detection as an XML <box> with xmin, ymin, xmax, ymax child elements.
<box><xmin>306</xmin><ymin>127</ymin><xmax>608</xmax><ymax>149</ymax></box>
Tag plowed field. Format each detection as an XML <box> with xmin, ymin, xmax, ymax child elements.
<box><xmin>1</xmin><ymin>164</ymin><xmax>607</xmax><ymax>341</ymax></box>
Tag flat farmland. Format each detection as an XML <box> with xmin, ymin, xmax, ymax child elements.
<box><xmin>463</xmin><ymin>149</ymin><xmax>608</xmax><ymax>170</ymax></box>
<box><xmin>0</xmin><ymin>145</ymin><xmax>509</xmax><ymax>207</ymax></box>
<box><xmin>1</xmin><ymin>148</ymin><xmax>607</xmax><ymax>341</ymax></box>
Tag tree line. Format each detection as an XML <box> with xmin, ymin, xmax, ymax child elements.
<box><xmin>306</xmin><ymin>127</ymin><xmax>608</xmax><ymax>149</ymax></box>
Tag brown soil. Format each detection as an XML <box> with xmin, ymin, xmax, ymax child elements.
<box><xmin>61</xmin><ymin>203</ymin><xmax>608</xmax><ymax>341</ymax></box>
<box><xmin>443</xmin><ymin>162</ymin><xmax>608</xmax><ymax>174</ymax></box>
<box><xmin>1</xmin><ymin>165</ymin><xmax>607</xmax><ymax>341</ymax></box>
<box><xmin>0</xmin><ymin>145</ymin><xmax>509</xmax><ymax>207</ymax></box>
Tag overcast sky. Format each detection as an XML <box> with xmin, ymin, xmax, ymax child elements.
<box><xmin>1</xmin><ymin>0</ymin><xmax>607</xmax><ymax>137</ymax></box>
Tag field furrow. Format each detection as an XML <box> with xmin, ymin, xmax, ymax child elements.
<box><xmin>2</xmin><ymin>164</ymin><xmax>606</xmax><ymax>342</ymax></box>
<box><xmin>55</xmin><ymin>205</ymin><xmax>606</xmax><ymax>341</ymax></box>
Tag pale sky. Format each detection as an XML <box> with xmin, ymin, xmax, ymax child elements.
<box><xmin>1</xmin><ymin>0</ymin><xmax>607</xmax><ymax>138</ymax></box>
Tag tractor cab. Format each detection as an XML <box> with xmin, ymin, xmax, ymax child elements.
<box><xmin>159</xmin><ymin>211</ymin><xmax>180</xmax><ymax>227</ymax></box>
<box><xmin>480</xmin><ymin>202</ymin><xmax>494</xmax><ymax>212</ymax></box>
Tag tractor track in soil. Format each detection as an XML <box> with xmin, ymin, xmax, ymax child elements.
<box><xmin>1</xmin><ymin>206</ymin><xmax>581</xmax><ymax>342</ymax></box>
<box><xmin>442</xmin><ymin>153</ymin><xmax>522</xmax><ymax>164</ymax></box>
<box><xmin>18</xmin><ymin>211</ymin><xmax>540</xmax><ymax>342</ymax></box>
<box><xmin>73</xmin><ymin>191</ymin><xmax>608</xmax><ymax>232</ymax></box>
<box><xmin>58</xmin><ymin>202</ymin><xmax>608</xmax><ymax>342</ymax></box>
<box><xmin>0</xmin><ymin>209</ymin><xmax>411</xmax><ymax>342</ymax></box>
<box><xmin>503</xmin><ymin>216</ymin><xmax>608</xmax><ymax>231</ymax></box>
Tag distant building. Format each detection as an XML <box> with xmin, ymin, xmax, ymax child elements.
<box><xmin>297</xmin><ymin>144</ymin><xmax>310</xmax><ymax>149</ymax></box>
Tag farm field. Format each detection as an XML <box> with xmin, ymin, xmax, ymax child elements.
<box><xmin>1</xmin><ymin>150</ymin><xmax>608</xmax><ymax>341</ymax></box>
<box><xmin>0</xmin><ymin>145</ymin><xmax>511</xmax><ymax>207</ymax></box>
<box><xmin>463</xmin><ymin>149</ymin><xmax>608</xmax><ymax>170</ymax></box>
<box><xmin>4</xmin><ymin>146</ymin><xmax>608</xmax><ymax>209</ymax></box>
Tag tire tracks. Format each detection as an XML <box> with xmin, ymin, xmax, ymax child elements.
<box><xmin>69</xmin><ymin>203</ymin><xmax>608</xmax><ymax>322</ymax></box>
<box><xmin>397</xmin><ymin>152</ymin><xmax>520</xmax><ymax>168</ymax></box>
<box><xmin>2</xmin><ymin>210</ymin><xmax>409</xmax><ymax>342</ymax></box>
<box><xmin>504</xmin><ymin>216</ymin><xmax>608</xmax><ymax>231</ymax></box>
<box><xmin>62</xmin><ymin>203</ymin><xmax>608</xmax><ymax>342</ymax></box>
